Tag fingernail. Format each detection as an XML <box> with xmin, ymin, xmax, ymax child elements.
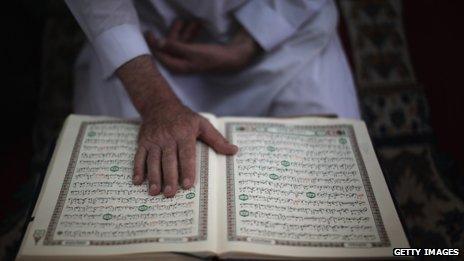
<box><xmin>164</xmin><ymin>185</ymin><xmax>172</xmax><ymax>194</ymax></box>
<box><xmin>149</xmin><ymin>184</ymin><xmax>158</xmax><ymax>195</ymax></box>
<box><xmin>133</xmin><ymin>176</ymin><xmax>141</xmax><ymax>184</ymax></box>
<box><xmin>183</xmin><ymin>178</ymin><xmax>191</xmax><ymax>188</ymax></box>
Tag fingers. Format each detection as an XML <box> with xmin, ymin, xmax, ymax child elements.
<box><xmin>178</xmin><ymin>139</ymin><xmax>196</xmax><ymax>189</ymax></box>
<box><xmin>199</xmin><ymin>119</ymin><xmax>238</xmax><ymax>155</ymax></box>
<box><xmin>146</xmin><ymin>29</ymin><xmax>197</xmax><ymax>58</ymax></box>
<box><xmin>145</xmin><ymin>31</ymin><xmax>189</xmax><ymax>57</ymax></box>
<box><xmin>168</xmin><ymin>20</ymin><xmax>200</xmax><ymax>42</ymax></box>
<box><xmin>159</xmin><ymin>40</ymin><xmax>195</xmax><ymax>58</ymax></box>
<box><xmin>133</xmin><ymin>146</ymin><xmax>147</xmax><ymax>185</ymax></box>
<box><xmin>145</xmin><ymin>25</ymin><xmax>198</xmax><ymax>58</ymax></box>
<box><xmin>180</xmin><ymin>21</ymin><xmax>201</xmax><ymax>42</ymax></box>
<box><xmin>144</xmin><ymin>31</ymin><xmax>158</xmax><ymax>50</ymax></box>
<box><xmin>145</xmin><ymin>31</ymin><xmax>195</xmax><ymax>73</ymax></box>
<box><xmin>162</xmin><ymin>145</ymin><xmax>179</xmax><ymax>197</ymax></box>
<box><xmin>144</xmin><ymin>142</ymin><xmax>190</xmax><ymax>197</ymax></box>
<box><xmin>153</xmin><ymin>52</ymin><xmax>193</xmax><ymax>73</ymax></box>
<box><xmin>147</xmin><ymin>148</ymin><xmax>162</xmax><ymax>196</ymax></box>
<box><xmin>168</xmin><ymin>20</ymin><xmax>184</xmax><ymax>40</ymax></box>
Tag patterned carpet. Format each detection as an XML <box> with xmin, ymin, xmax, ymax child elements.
<box><xmin>1</xmin><ymin>0</ymin><xmax>463</xmax><ymax>260</ymax></box>
<box><xmin>340</xmin><ymin>0</ymin><xmax>464</xmax><ymax>256</ymax></box>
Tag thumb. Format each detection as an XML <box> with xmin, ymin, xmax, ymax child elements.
<box><xmin>199</xmin><ymin>120</ymin><xmax>238</xmax><ymax>155</ymax></box>
<box><xmin>161</xmin><ymin>40</ymin><xmax>198</xmax><ymax>58</ymax></box>
<box><xmin>145</xmin><ymin>31</ymin><xmax>198</xmax><ymax>58</ymax></box>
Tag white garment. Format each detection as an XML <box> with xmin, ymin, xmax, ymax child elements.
<box><xmin>67</xmin><ymin>0</ymin><xmax>360</xmax><ymax>119</ymax></box>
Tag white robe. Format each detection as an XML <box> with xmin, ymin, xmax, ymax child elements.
<box><xmin>67</xmin><ymin>0</ymin><xmax>360</xmax><ymax>119</ymax></box>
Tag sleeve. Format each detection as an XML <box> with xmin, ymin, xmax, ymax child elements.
<box><xmin>65</xmin><ymin>0</ymin><xmax>151</xmax><ymax>78</ymax></box>
<box><xmin>234</xmin><ymin>0</ymin><xmax>328</xmax><ymax>51</ymax></box>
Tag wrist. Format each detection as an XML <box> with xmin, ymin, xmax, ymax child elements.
<box><xmin>231</xmin><ymin>28</ymin><xmax>260</xmax><ymax>56</ymax></box>
<box><xmin>116</xmin><ymin>55</ymin><xmax>181</xmax><ymax>117</ymax></box>
<box><xmin>139</xmin><ymin>97</ymin><xmax>183</xmax><ymax>119</ymax></box>
<box><xmin>228</xmin><ymin>28</ymin><xmax>260</xmax><ymax>67</ymax></box>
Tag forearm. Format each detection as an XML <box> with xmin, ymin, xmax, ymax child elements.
<box><xmin>116</xmin><ymin>55</ymin><xmax>236</xmax><ymax>198</ymax></box>
<box><xmin>116</xmin><ymin>55</ymin><xmax>180</xmax><ymax>117</ymax></box>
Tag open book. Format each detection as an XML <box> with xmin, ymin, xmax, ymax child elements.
<box><xmin>18</xmin><ymin>114</ymin><xmax>409</xmax><ymax>260</ymax></box>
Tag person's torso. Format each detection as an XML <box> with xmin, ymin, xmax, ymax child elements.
<box><xmin>135</xmin><ymin>0</ymin><xmax>248</xmax><ymax>42</ymax></box>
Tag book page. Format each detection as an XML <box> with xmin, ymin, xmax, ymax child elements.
<box><xmin>19</xmin><ymin>114</ymin><xmax>218</xmax><ymax>258</ymax></box>
<box><xmin>215</xmin><ymin>117</ymin><xmax>409</xmax><ymax>258</ymax></box>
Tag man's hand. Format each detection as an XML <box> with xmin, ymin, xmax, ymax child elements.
<box><xmin>133</xmin><ymin>102</ymin><xmax>237</xmax><ymax>197</ymax></box>
<box><xmin>116</xmin><ymin>55</ymin><xmax>237</xmax><ymax>198</ymax></box>
<box><xmin>145</xmin><ymin>20</ymin><xmax>260</xmax><ymax>73</ymax></box>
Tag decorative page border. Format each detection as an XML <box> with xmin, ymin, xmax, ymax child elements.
<box><xmin>43</xmin><ymin>121</ymin><xmax>208</xmax><ymax>245</ymax></box>
<box><xmin>226</xmin><ymin>122</ymin><xmax>390</xmax><ymax>247</ymax></box>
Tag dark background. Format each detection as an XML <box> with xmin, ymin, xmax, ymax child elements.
<box><xmin>1</xmin><ymin>1</ymin><xmax>45</xmax><ymax>219</ymax></box>
<box><xmin>402</xmin><ymin>0</ymin><xmax>464</xmax><ymax>171</ymax></box>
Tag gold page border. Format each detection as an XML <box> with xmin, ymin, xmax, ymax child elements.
<box><xmin>43</xmin><ymin>121</ymin><xmax>208</xmax><ymax>245</ymax></box>
<box><xmin>226</xmin><ymin>122</ymin><xmax>390</xmax><ymax>247</ymax></box>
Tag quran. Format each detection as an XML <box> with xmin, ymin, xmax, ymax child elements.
<box><xmin>18</xmin><ymin>114</ymin><xmax>409</xmax><ymax>260</ymax></box>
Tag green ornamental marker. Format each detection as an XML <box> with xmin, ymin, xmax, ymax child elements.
<box><xmin>102</xmin><ymin>213</ymin><xmax>113</xmax><ymax>220</ymax></box>
<box><xmin>267</xmin><ymin>146</ymin><xmax>276</xmax><ymax>152</ymax></box>
<box><xmin>306</xmin><ymin>192</ymin><xmax>316</xmax><ymax>198</ymax></box>
<box><xmin>239</xmin><ymin>210</ymin><xmax>249</xmax><ymax>217</ymax></box>
<box><xmin>87</xmin><ymin>131</ymin><xmax>96</xmax><ymax>137</ymax></box>
<box><xmin>33</xmin><ymin>229</ymin><xmax>46</xmax><ymax>245</ymax></box>
<box><xmin>339</xmin><ymin>138</ymin><xmax>347</xmax><ymax>145</ymax></box>
<box><xmin>186</xmin><ymin>192</ymin><xmax>195</xmax><ymax>199</ymax></box>
<box><xmin>138</xmin><ymin>205</ymin><xmax>149</xmax><ymax>212</ymax></box>
<box><xmin>239</xmin><ymin>194</ymin><xmax>249</xmax><ymax>201</ymax></box>
<box><xmin>269</xmin><ymin>173</ymin><xmax>279</xmax><ymax>180</ymax></box>
<box><xmin>110</xmin><ymin>166</ymin><xmax>119</xmax><ymax>172</ymax></box>
<box><xmin>281</xmin><ymin>160</ymin><xmax>290</xmax><ymax>167</ymax></box>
